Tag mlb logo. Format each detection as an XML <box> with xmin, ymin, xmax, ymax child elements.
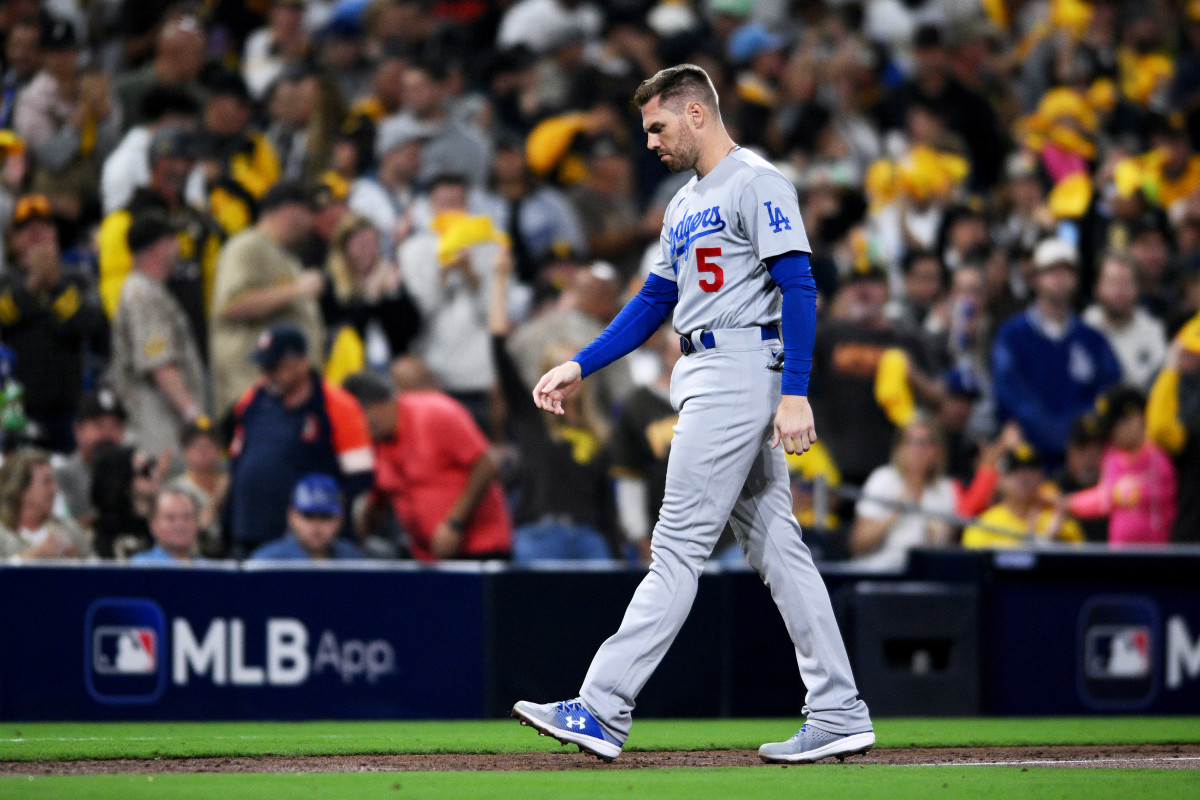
<box><xmin>92</xmin><ymin>627</ymin><xmax>158</xmax><ymax>675</ymax></box>
<box><xmin>85</xmin><ymin>599</ymin><xmax>167</xmax><ymax>704</ymax></box>
<box><xmin>1077</xmin><ymin>595</ymin><xmax>1159</xmax><ymax>710</ymax></box>
<box><xmin>1084</xmin><ymin>625</ymin><xmax>1152</xmax><ymax>679</ymax></box>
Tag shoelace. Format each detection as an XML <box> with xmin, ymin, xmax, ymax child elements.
<box><xmin>555</xmin><ymin>699</ymin><xmax>587</xmax><ymax>715</ymax></box>
<box><xmin>790</xmin><ymin>724</ymin><xmax>837</xmax><ymax>742</ymax></box>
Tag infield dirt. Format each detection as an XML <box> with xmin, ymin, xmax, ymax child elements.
<box><xmin>3</xmin><ymin>744</ymin><xmax>1198</xmax><ymax>774</ymax></box>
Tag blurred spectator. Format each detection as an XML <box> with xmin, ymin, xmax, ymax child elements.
<box><xmin>496</xmin><ymin>0</ymin><xmax>602</xmax><ymax>59</ymax></box>
<box><xmin>810</xmin><ymin>261</ymin><xmax>940</xmax><ymax>487</ymax></box>
<box><xmin>0</xmin><ymin>194</ymin><xmax>107</xmax><ymax>452</ymax></box>
<box><xmin>991</xmin><ymin>238</ymin><xmax>1121</xmax><ymax>469</ymax></box>
<box><xmin>0</xmin><ymin>16</ymin><xmax>42</xmax><ymax>130</ymax></box>
<box><xmin>91</xmin><ymin>443</ymin><xmax>170</xmax><ymax>558</ymax></box>
<box><xmin>242</xmin><ymin>0</ymin><xmax>311</xmax><ymax>102</ymax></box>
<box><xmin>992</xmin><ymin>151</ymin><xmax>1049</xmax><ymax>256</ymax></box>
<box><xmin>265</xmin><ymin>63</ymin><xmax>343</xmax><ymax>185</ymax></box>
<box><xmin>1126</xmin><ymin>212</ymin><xmax>1177</xmax><ymax>321</ymax></box>
<box><xmin>1083</xmin><ymin>252</ymin><xmax>1167</xmax><ymax>390</ymax></box>
<box><xmin>885</xmin><ymin>249</ymin><xmax>946</xmax><ymax>336</ymax></box>
<box><xmin>507</xmin><ymin>260</ymin><xmax>633</xmax><ymax>421</ymax></box>
<box><xmin>849</xmin><ymin>414</ymin><xmax>957</xmax><ymax>571</ymax></box>
<box><xmin>209</xmin><ymin>181</ymin><xmax>325</xmax><ymax>415</ymax></box>
<box><xmin>926</xmin><ymin>263</ymin><xmax>997</xmax><ymax>437</ymax></box>
<box><xmin>226</xmin><ymin>325</ymin><xmax>374</xmax><ymax>557</ymax></box>
<box><xmin>340</xmin><ymin>48</ymin><xmax>407</xmax><ymax>172</ymax></box>
<box><xmin>1051</xmin><ymin>413</ymin><xmax>1109</xmax><ymax>544</ymax></box>
<box><xmin>879</xmin><ymin>24</ymin><xmax>1005</xmax><ymax>192</ymax></box>
<box><xmin>488</xmin><ymin>248</ymin><xmax>614</xmax><ymax>562</ymax></box>
<box><xmin>128</xmin><ymin>486</ymin><xmax>206</xmax><ymax>563</ymax></box>
<box><xmin>109</xmin><ymin>213</ymin><xmax>208</xmax><ymax>458</ymax></box>
<box><xmin>164</xmin><ymin>420</ymin><xmax>228</xmax><ymax>559</ymax></box>
<box><xmin>609</xmin><ymin>324</ymin><xmax>681</xmax><ymax>564</ymax></box>
<box><xmin>343</xmin><ymin>370</ymin><xmax>512</xmax><ymax>562</ymax></box>
<box><xmin>962</xmin><ymin>443</ymin><xmax>1084</xmax><ymax>549</ymax></box>
<box><xmin>189</xmin><ymin>69</ymin><xmax>280</xmax><ymax>235</ymax></box>
<box><xmin>935</xmin><ymin>364</ymin><xmax>989</xmax><ymax>485</ymax></box>
<box><xmin>1146</xmin><ymin>316</ymin><xmax>1200</xmax><ymax>543</ymax></box>
<box><xmin>54</xmin><ymin>388</ymin><xmax>127</xmax><ymax>529</ymax></box>
<box><xmin>98</xmin><ymin>125</ymin><xmax>224</xmax><ymax>357</ymax></box>
<box><xmin>14</xmin><ymin>16</ymin><xmax>122</xmax><ymax>225</ymax></box>
<box><xmin>100</xmin><ymin>85</ymin><xmax>200</xmax><ymax>216</ymax></box>
<box><xmin>726</xmin><ymin>22</ymin><xmax>787</xmax><ymax>153</ymax></box>
<box><xmin>112</xmin><ymin>14</ymin><xmax>207</xmax><ymax>128</ymax></box>
<box><xmin>321</xmin><ymin>213</ymin><xmax>421</xmax><ymax>378</ymax></box>
<box><xmin>249</xmin><ymin>473</ymin><xmax>363</xmax><ymax>561</ymax></box>
<box><xmin>1066</xmin><ymin>387</ymin><xmax>1176</xmax><ymax>547</ymax></box>
<box><xmin>567</xmin><ymin>134</ymin><xmax>655</xmax><ymax>277</ymax></box>
<box><xmin>399</xmin><ymin>174</ymin><xmax>509</xmax><ymax>427</ymax></box>
<box><xmin>394</xmin><ymin>59</ymin><xmax>491</xmax><ymax>187</ymax></box>
<box><xmin>490</xmin><ymin>137</ymin><xmax>587</xmax><ymax>286</ymax></box>
<box><xmin>0</xmin><ymin>448</ymin><xmax>92</xmax><ymax>559</ymax></box>
<box><xmin>297</xmin><ymin>172</ymin><xmax>353</xmax><ymax>269</ymax></box>
<box><xmin>347</xmin><ymin>115</ymin><xmax>427</xmax><ymax>254</ymax></box>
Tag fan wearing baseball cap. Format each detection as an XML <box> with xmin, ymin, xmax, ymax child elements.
<box><xmin>990</xmin><ymin>237</ymin><xmax>1122</xmax><ymax>469</ymax></box>
<box><xmin>225</xmin><ymin>325</ymin><xmax>374</xmax><ymax>557</ymax></box>
<box><xmin>109</xmin><ymin>213</ymin><xmax>209</xmax><ymax>459</ymax></box>
<box><xmin>209</xmin><ymin>179</ymin><xmax>326</xmax><ymax>415</ymax></box>
<box><xmin>248</xmin><ymin>474</ymin><xmax>363</xmax><ymax>560</ymax></box>
<box><xmin>961</xmin><ymin>442</ymin><xmax>1085</xmax><ymax>548</ymax></box>
<box><xmin>0</xmin><ymin>193</ymin><xmax>107</xmax><ymax>452</ymax></box>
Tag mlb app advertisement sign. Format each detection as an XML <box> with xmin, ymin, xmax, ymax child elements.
<box><xmin>85</xmin><ymin>599</ymin><xmax>397</xmax><ymax>704</ymax></box>
<box><xmin>0</xmin><ymin>567</ymin><xmax>486</xmax><ymax>720</ymax></box>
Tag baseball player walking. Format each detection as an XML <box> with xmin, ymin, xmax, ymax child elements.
<box><xmin>512</xmin><ymin>64</ymin><xmax>873</xmax><ymax>764</ymax></box>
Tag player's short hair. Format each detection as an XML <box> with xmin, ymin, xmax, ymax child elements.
<box><xmin>633</xmin><ymin>64</ymin><xmax>720</xmax><ymax>115</ymax></box>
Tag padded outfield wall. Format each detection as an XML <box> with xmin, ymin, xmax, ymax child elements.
<box><xmin>1</xmin><ymin>549</ymin><xmax>1198</xmax><ymax>720</ymax></box>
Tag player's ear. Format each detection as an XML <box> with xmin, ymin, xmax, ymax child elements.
<box><xmin>686</xmin><ymin>100</ymin><xmax>705</xmax><ymax>129</ymax></box>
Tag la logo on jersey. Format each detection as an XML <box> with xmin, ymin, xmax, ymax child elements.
<box><xmin>764</xmin><ymin>201</ymin><xmax>791</xmax><ymax>233</ymax></box>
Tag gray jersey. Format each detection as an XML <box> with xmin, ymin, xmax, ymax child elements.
<box><xmin>650</xmin><ymin>149</ymin><xmax>810</xmax><ymax>335</ymax></box>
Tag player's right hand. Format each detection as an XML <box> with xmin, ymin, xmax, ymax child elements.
<box><xmin>533</xmin><ymin>361</ymin><xmax>583</xmax><ymax>415</ymax></box>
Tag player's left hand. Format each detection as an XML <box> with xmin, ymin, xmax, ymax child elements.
<box><xmin>532</xmin><ymin>361</ymin><xmax>583</xmax><ymax>415</ymax></box>
<box><xmin>772</xmin><ymin>395</ymin><xmax>817</xmax><ymax>455</ymax></box>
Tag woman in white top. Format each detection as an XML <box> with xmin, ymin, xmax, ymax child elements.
<box><xmin>850</xmin><ymin>414</ymin><xmax>957</xmax><ymax>571</ymax></box>
<box><xmin>0</xmin><ymin>448</ymin><xmax>92</xmax><ymax>559</ymax></box>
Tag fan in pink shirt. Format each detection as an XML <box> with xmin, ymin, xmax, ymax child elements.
<box><xmin>1066</xmin><ymin>387</ymin><xmax>1176</xmax><ymax>545</ymax></box>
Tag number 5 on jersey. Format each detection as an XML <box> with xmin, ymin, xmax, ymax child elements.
<box><xmin>696</xmin><ymin>247</ymin><xmax>724</xmax><ymax>293</ymax></box>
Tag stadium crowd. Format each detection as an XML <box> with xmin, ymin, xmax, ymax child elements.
<box><xmin>0</xmin><ymin>0</ymin><xmax>1198</xmax><ymax>567</ymax></box>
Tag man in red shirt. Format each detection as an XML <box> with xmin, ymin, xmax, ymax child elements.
<box><xmin>342</xmin><ymin>371</ymin><xmax>511</xmax><ymax>560</ymax></box>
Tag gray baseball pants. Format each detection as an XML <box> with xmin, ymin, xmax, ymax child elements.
<box><xmin>579</xmin><ymin>329</ymin><xmax>872</xmax><ymax>741</ymax></box>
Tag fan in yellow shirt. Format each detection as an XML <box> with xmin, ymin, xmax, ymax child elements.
<box><xmin>962</xmin><ymin>443</ymin><xmax>1084</xmax><ymax>548</ymax></box>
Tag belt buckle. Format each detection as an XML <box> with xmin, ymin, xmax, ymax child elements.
<box><xmin>679</xmin><ymin>335</ymin><xmax>695</xmax><ymax>355</ymax></box>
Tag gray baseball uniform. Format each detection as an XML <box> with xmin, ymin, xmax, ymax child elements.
<box><xmin>579</xmin><ymin>148</ymin><xmax>872</xmax><ymax>741</ymax></box>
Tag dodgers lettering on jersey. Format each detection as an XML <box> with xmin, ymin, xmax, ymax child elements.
<box><xmin>651</xmin><ymin>149</ymin><xmax>811</xmax><ymax>336</ymax></box>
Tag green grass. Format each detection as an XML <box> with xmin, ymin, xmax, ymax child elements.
<box><xmin>2</xmin><ymin>768</ymin><xmax>1197</xmax><ymax>800</ymax></box>
<box><xmin>0</xmin><ymin>717</ymin><xmax>1197</xmax><ymax>762</ymax></box>
<box><xmin>2</xmin><ymin>718</ymin><xmax>1197</xmax><ymax>800</ymax></box>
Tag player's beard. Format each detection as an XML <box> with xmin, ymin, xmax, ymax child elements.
<box><xmin>665</xmin><ymin>125</ymin><xmax>700</xmax><ymax>173</ymax></box>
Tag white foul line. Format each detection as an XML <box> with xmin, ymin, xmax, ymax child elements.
<box><xmin>903</xmin><ymin>756</ymin><xmax>1200</xmax><ymax>767</ymax></box>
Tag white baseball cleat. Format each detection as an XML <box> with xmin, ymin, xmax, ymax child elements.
<box><xmin>758</xmin><ymin>723</ymin><xmax>875</xmax><ymax>764</ymax></box>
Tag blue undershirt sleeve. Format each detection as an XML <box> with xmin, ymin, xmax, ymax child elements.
<box><xmin>573</xmin><ymin>273</ymin><xmax>678</xmax><ymax>379</ymax></box>
<box><xmin>766</xmin><ymin>251</ymin><xmax>817</xmax><ymax>396</ymax></box>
